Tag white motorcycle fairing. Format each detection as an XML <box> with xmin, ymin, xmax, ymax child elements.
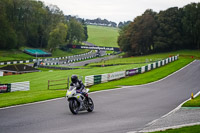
<box><xmin>66</xmin><ymin>86</ymin><xmax>94</xmax><ymax>114</ymax></box>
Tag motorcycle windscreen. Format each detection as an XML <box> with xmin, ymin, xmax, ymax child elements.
<box><xmin>69</xmin><ymin>86</ymin><xmax>76</xmax><ymax>91</ymax></box>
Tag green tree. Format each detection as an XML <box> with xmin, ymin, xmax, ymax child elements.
<box><xmin>153</xmin><ymin>7</ymin><xmax>183</xmax><ymax>52</ymax></box>
<box><xmin>118</xmin><ymin>9</ymin><xmax>157</xmax><ymax>55</ymax></box>
<box><xmin>0</xmin><ymin>0</ymin><xmax>66</xmax><ymax>49</ymax></box>
<box><xmin>48</xmin><ymin>23</ymin><xmax>68</xmax><ymax>52</ymax></box>
<box><xmin>118</xmin><ymin>3</ymin><xmax>200</xmax><ymax>56</ymax></box>
<box><xmin>81</xmin><ymin>19</ymin><xmax>88</xmax><ymax>41</ymax></box>
<box><xmin>0</xmin><ymin>0</ymin><xmax>17</xmax><ymax>49</ymax></box>
<box><xmin>182</xmin><ymin>3</ymin><xmax>200</xmax><ymax>49</ymax></box>
<box><xmin>66</xmin><ymin>18</ymin><xmax>85</xmax><ymax>44</ymax></box>
<box><xmin>118</xmin><ymin>24</ymin><xmax>132</xmax><ymax>55</ymax></box>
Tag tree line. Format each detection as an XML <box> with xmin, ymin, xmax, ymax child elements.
<box><xmin>118</xmin><ymin>21</ymin><xmax>131</xmax><ymax>28</ymax></box>
<box><xmin>65</xmin><ymin>15</ymin><xmax>118</xmax><ymax>27</ymax></box>
<box><xmin>85</xmin><ymin>18</ymin><xmax>117</xmax><ymax>27</ymax></box>
<box><xmin>0</xmin><ymin>0</ymin><xmax>88</xmax><ymax>52</ymax></box>
<box><xmin>118</xmin><ymin>3</ymin><xmax>200</xmax><ymax>56</ymax></box>
<box><xmin>66</xmin><ymin>15</ymin><xmax>134</xmax><ymax>28</ymax></box>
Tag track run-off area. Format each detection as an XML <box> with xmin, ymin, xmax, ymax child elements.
<box><xmin>0</xmin><ymin>60</ymin><xmax>200</xmax><ymax>133</ymax></box>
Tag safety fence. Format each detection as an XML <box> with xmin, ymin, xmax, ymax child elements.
<box><xmin>0</xmin><ymin>59</ymin><xmax>37</xmax><ymax>66</ymax></box>
<box><xmin>85</xmin><ymin>55</ymin><xmax>178</xmax><ymax>87</ymax></box>
<box><xmin>41</xmin><ymin>51</ymin><xmax>93</xmax><ymax>62</ymax></box>
<box><xmin>47</xmin><ymin>75</ymin><xmax>84</xmax><ymax>90</ymax></box>
<box><xmin>0</xmin><ymin>81</ymin><xmax>30</xmax><ymax>93</ymax></box>
<box><xmin>48</xmin><ymin>78</ymin><xmax>69</xmax><ymax>90</ymax></box>
<box><xmin>0</xmin><ymin>71</ymin><xmax>3</xmax><ymax>76</ymax></box>
<box><xmin>41</xmin><ymin>53</ymin><xmax>96</xmax><ymax>66</ymax></box>
<box><xmin>0</xmin><ymin>51</ymin><xmax>93</xmax><ymax>66</ymax></box>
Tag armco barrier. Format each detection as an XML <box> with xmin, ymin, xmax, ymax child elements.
<box><xmin>84</xmin><ymin>55</ymin><xmax>179</xmax><ymax>87</ymax></box>
<box><xmin>11</xmin><ymin>81</ymin><xmax>30</xmax><ymax>92</ymax></box>
<box><xmin>148</xmin><ymin>64</ymin><xmax>151</xmax><ymax>71</ymax></box>
<box><xmin>0</xmin><ymin>81</ymin><xmax>30</xmax><ymax>93</ymax></box>
<box><xmin>158</xmin><ymin>61</ymin><xmax>161</xmax><ymax>67</ymax></box>
<box><xmin>94</xmin><ymin>75</ymin><xmax>102</xmax><ymax>85</ymax></box>
<box><xmin>0</xmin><ymin>84</ymin><xmax>11</xmax><ymax>93</ymax></box>
<box><xmin>138</xmin><ymin>67</ymin><xmax>141</xmax><ymax>74</ymax></box>
<box><xmin>126</xmin><ymin>69</ymin><xmax>138</xmax><ymax>76</ymax></box>
<box><xmin>101</xmin><ymin>74</ymin><xmax>108</xmax><ymax>83</ymax></box>
<box><xmin>85</xmin><ymin>71</ymin><xmax>126</xmax><ymax>86</ymax></box>
<box><xmin>107</xmin><ymin>71</ymin><xmax>126</xmax><ymax>81</ymax></box>
<box><xmin>141</xmin><ymin>66</ymin><xmax>145</xmax><ymax>73</ymax></box>
<box><xmin>0</xmin><ymin>71</ymin><xmax>3</xmax><ymax>77</ymax></box>
<box><xmin>85</xmin><ymin>75</ymin><xmax>94</xmax><ymax>86</ymax></box>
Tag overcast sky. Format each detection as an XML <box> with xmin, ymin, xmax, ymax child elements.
<box><xmin>41</xmin><ymin>0</ymin><xmax>200</xmax><ymax>23</ymax></box>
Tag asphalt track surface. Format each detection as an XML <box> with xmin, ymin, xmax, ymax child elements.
<box><xmin>0</xmin><ymin>60</ymin><xmax>200</xmax><ymax>133</ymax></box>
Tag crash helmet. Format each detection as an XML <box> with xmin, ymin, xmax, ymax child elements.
<box><xmin>71</xmin><ymin>75</ymin><xmax>78</xmax><ymax>83</ymax></box>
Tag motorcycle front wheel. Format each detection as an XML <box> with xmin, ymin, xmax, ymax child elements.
<box><xmin>87</xmin><ymin>97</ymin><xmax>94</xmax><ymax>112</ymax></box>
<box><xmin>69</xmin><ymin>99</ymin><xmax>79</xmax><ymax>115</ymax></box>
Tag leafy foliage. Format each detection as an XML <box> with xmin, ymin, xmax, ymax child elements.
<box><xmin>154</xmin><ymin>7</ymin><xmax>184</xmax><ymax>52</ymax></box>
<box><xmin>0</xmin><ymin>0</ymin><xmax>87</xmax><ymax>51</ymax></box>
<box><xmin>118</xmin><ymin>21</ymin><xmax>131</xmax><ymax>28</ymax></box>
<box><xmin>118</xmin><ymin>3</ymin><xmax>200</xmax><ymax>56</ymax></box>
<box><xmin>118</xmin><ymin>9</ymin><xmax>157</xmax><ymax>55</ymax></box>
<box><xmin>66</xmin><ymin>18</ymin><xmax>85</xmax><ymax>44</ymax></box>
<box><xmin>48</xmin><ymin>23</ymin><xmax>68</xmax><ymax>52</ymax></box>
<box><xmin>182</xmin><ymin>3</ymin><xmax>200</xmax><ymax>49</ymax></box>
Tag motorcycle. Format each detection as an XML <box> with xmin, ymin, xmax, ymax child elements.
<box><xmin>66</xmin><ymin>86</ymin><xmax>94</xmax><ymax>114</ymax></box>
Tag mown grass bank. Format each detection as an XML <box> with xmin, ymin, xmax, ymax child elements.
<box><xmin>87</xmin><ymin>25</ymin><xmax>119</xmax><ymax>47</ymax></box>
<box><xmin>0</xmin><ymin>50</ymin><xmax>199</xmax><ymax>108</ymax></box>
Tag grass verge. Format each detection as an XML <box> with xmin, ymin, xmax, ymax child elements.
<box><xmin>183</xmin><ymin>96</ymin><xmax>200</xmax><ymax>107</ymax></box>
<box><xmin>150</xmin><ymin>124</ymin><xmax>200</xmax><ymax>133</ymax></box>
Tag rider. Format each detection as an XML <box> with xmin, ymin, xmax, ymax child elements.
<box><xmin>70</xmin><ymin>75</ymin><xmax>88</xmax><ymax>99</ymax></box>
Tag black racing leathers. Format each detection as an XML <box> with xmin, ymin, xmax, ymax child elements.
<box><xmin>70</xmin><ymin>80</ymin><xmax>85</xmax><ymax>93</ymax></box>
<box><xmin>70</xmin><ymin>80</ymin><xmax>88</xmax><ymax>101</ymax></box>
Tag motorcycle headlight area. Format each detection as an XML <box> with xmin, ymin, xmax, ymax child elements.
<box><xmin>67</xmin><ymin>91</ymin><xmax>71</xmax><ymax>95</ymax></box>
